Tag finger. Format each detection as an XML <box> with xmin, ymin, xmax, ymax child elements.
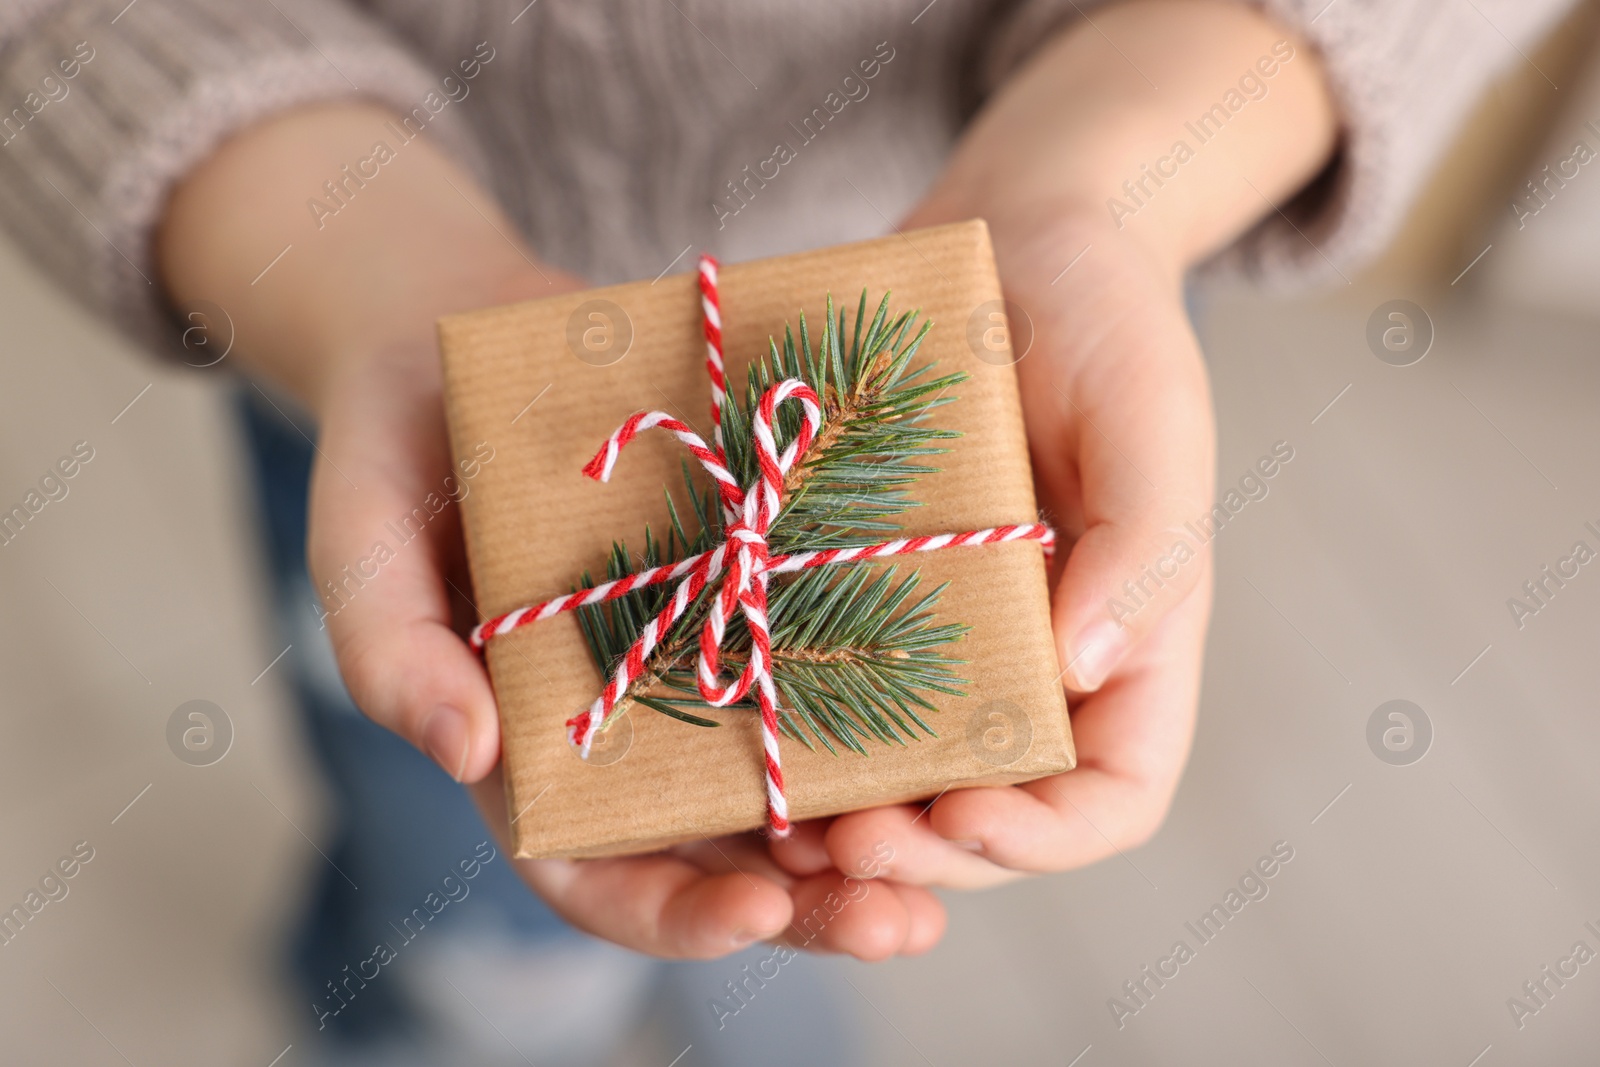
<box><xmin>679</xmin><ymin>835</ymin><xmax>950</xmax><ymax>959</ymax></box>
<box><xmin>329</xmin><ymin>600</ymin><xmax>498</xmax><ymax>782</ymax></box>
<box><xmin>822</xmin><ymin>803</ymin><xmax>1022</xmax><ymax>891</ymax></box>
<box><xmin>777</xmin><ymin>871</ymin><xmax>925</xmax><ymax>962</ymax></box>
<box><xmin>469</xmin><ymin>778</ymin><xmax>795</xmax><ymax>959</ymax></box>
<box><xmin>767</xmin><ymin>818</ymin><xmax>834</xmax><ymax>878</ymax></box>
<box><xmin>932</xmin><ymin>572</ymin><xmax>1210</xmax><ymax>870</ymax></box>
<box><xmin>672</xmin><ymin>832</ymin><xmax>797</xmax><ymax>886</ymax></box>
<box><xmin>896</xmin><ymin>883</ymin><xmax>948</xmax><ymax>956</ymax></box>
<box><xmin>821</xmin><ymin>572</ymin><xmax>1207</xmax><ymax>883</ymax></box>
<box><xmin>310</xmin><ymin>345</ymin><xmax>500</xmax><ymax>783</ymax></box>
<box><xmin>524</xmin><ymin>855</ymin><xmax>795</xmax><ymax>959</ymax></box>
<box><xmin>1016</xmin><ymin>257</ymin><xmax>1215</xmax><ymax>693</ymax></box>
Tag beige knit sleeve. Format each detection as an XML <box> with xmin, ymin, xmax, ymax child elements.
<box><xmin>977</xmin><ymin>0</ymin><xmax>1577</xmax><ymax>287</ymax></box>
<box><xmin>0</xmin><ymin>0</ymin><xmax>485</xmax><ymax>353</ymax></box>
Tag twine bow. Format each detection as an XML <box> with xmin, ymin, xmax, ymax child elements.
<box><xmin>470</xmin><ymin>255</ymin><xmax>1054</xmax><ymax>836</ymax></box>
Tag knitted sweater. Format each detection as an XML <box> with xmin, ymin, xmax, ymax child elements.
<box><xmin>0</xmin><ymin>0</ymin><xmax>1574</xmax><ymax>352</ymax></box>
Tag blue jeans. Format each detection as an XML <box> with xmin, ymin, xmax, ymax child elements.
<box><xmin>237</xmin><ymin>388</ymin><xmax>575</xmax><ymax>1044</ymax></box>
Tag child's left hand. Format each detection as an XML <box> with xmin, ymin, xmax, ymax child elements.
<box><xmin>771</xmin><ymin>202</ymin><xmax>1216</xmax><ymax>892</ymax></box>
<box><xmin>772</xmin><ymin>0</ymin><xmax>1336</xmax><ymax>897</ymax></box>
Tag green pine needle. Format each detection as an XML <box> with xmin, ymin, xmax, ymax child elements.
<box><xmin>574</xmin><ymin>291</ymin><xmax>971</xmax><ymax>753</ymax></box>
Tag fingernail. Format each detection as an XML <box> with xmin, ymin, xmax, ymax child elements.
<box><xmin>1066</xmin><ymin>621</ymin><xmax>1130</xmax><ymax>691</ymax></box>
<box><xmin>952</xmin><ymin>839</ymin><xmax>985</xmax><ymax>853</ymax></box>
<box><xmin>422</xmin><ymin>705</ymin><xmax>470</xmax><ymax>782</ymax></box>
<box><xmin>730</xmin><ymin>929</ymin><xmax>760</xmax><ymax>949</ymax></box>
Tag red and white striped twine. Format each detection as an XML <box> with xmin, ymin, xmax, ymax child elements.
<box><xmin>471</xmin><ymin>254</ymin><xmax>1054</xmax><ymax>837</ymax></box>
<box><xmin>699</xmin><ymin>256</ymin><xmax>728</xmax><ymax>459</ymax></box>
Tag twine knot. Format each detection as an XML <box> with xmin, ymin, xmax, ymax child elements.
<box><xmin>565</xmin><ymin>375</ymin><xmax>821</xmax><ymax>833</ymax></box>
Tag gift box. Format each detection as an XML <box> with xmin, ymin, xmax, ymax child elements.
<box><xmin>438</xmin><ymin>220</ymin><xmax>1073</xmax><ymax>859</ymax></box>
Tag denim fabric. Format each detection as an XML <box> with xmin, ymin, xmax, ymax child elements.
<box><xmin>236</xmin><ymin>387</ymin><xmax>574</xmax><ymax>1043</ymax></box>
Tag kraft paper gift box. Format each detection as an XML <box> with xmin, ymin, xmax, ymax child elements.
<box><xmin>438</xmin><ymin>220</ymin><xmax>1074</xmax><ymax>859</ymax></box>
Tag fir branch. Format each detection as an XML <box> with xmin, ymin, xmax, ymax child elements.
<box><xmin>575</xmin><ymin>291</ymin><xmax>971</xmax><ymax>753</ymax></box>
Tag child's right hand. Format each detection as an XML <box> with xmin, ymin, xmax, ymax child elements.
<box><xmin>157</xmin><ymin>101</ymin><xmax>945</xmax><ymax>961</ymax></box>
<box><xmin>306</xmin><ymin>327</ymin><xmax>948</xmax><ymax>960</ymax></box>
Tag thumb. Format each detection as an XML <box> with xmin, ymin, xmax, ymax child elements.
<box><xmin>1028</xmin><ymin>306</ymin><xmax>1216</xmax><ymax>693</ymax></box>
<box><xmin>327</xmin><ymin>599</ymin><xmax>501</xmax><ymax>783</ymax></box>
<box><xmin>307</xmin><ymin>351</ymin><xmax>502</xmax><ymax>784</ymax></box>
<box><xmin>1054</xmin><ymin>504</ymin><xmax>1213</xmax><ymax>693</ymax></box>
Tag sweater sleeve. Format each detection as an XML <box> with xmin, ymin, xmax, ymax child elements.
<box><xmin>0</xmin><ymin>0</ymin><xmax>486</xmax><ymax>354</ymax></box>
<box><xmin>976</xmin><ymin>0</ymin><xmax>1578</xmax><ymax>287</ymax></box>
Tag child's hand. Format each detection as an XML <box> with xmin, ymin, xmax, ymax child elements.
<box><xmin>165</xmin><ymin>0</ymin><xmax>1338</xmax><ymax>955</ymax></box>
<box><xmin>772</xmin><ymin>0</ymin><xmax>1335</xmax><ymax>891</ymax></box>
<box><xmin>771</xmin><ymin>207</ymin><xmax>1215</xmax><ymax>889</ymax></box>
<box><xmin>306</xmin><ymin>311</ymin><xmax>947</xmax><ymax>960</ymax></box>
<box><xmin>160</xmin><ymin>103</ymin><xmax>946</xmax><ymax>962</ymax></box>
<box><xmin>475</xmin><ymin>769</ymin><xmax>948</xmax><ymax>960</ymax></box>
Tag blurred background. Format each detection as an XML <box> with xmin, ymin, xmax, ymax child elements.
<box><xmin>3</xmin><ymin>5</ymin><xmax>1600</xmax><ymax>1065</ymax></box>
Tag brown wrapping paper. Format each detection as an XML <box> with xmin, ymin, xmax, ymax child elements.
<box><xmin>438</xmin><ymin>220</ymin><xmax>1074</xmax><ymax>859</ymax></box>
